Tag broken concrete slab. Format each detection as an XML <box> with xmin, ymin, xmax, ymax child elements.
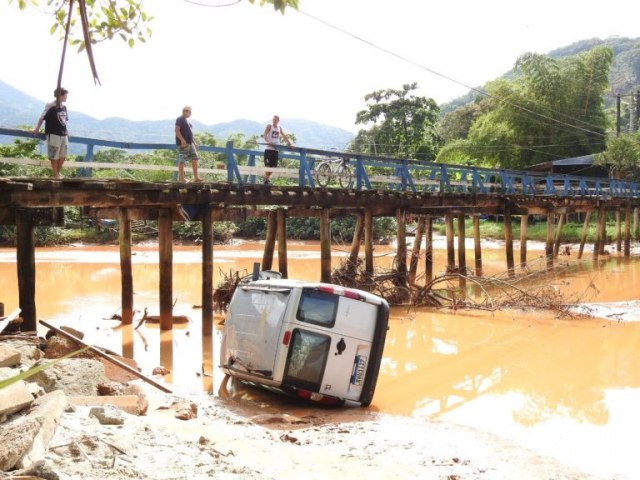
<box><xmin>17</xmin><ymin>390</ymin><xmax>67</xmax><ymax>470</ymax></box>
<box><xmin>69</xmin><ymin>395</ymin><xmax>145</xmax><ymax>416</ymax></box>
<box><xmin>0</xmin><ymin>381</ymin><xmax>34</xmax><ymax>418</ymax></box>
<box><xmin>0</xmin><ymin>390</ymin><xmax>66</xmax><ymax>471</ymax></box>
<box><xmin>27</xmin><ymin>358</ymin><xmax>109</xmax><ymax>396</ymax></box>
<box><xmin>0</xmin><ymin>344</ymin><xmax>21</xmax><ymax>367</ymax></box>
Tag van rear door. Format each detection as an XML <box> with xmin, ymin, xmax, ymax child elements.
<box><xmin>283</xmin><ymin>287</ymin><xmax>382</xmax><ymax>403</ymax></box>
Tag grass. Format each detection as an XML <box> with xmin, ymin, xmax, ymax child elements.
<box><xmin>433</xmin><ymin>218</ymin><xmax>637</xmax><ymax>244</ymax></box>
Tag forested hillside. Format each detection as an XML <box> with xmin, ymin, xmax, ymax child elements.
<box><xmin>441</xmin><ymin>36</ymin><xmax>640</xmax><ymax>115</ymax></box>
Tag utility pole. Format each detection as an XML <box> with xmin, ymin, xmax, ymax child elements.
<box><xmin>616</xmin><ymin>94</ymin><xmax>621</xmax><ymax>136</ymax></box>
<box><xmin>636</xmin><ymin>90</ymin><xmax>640</xmax><ymax>132</ymax></box>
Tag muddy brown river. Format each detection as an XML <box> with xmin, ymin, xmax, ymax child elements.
<box><xmin>1</xmin><ymin>239</ymin><xmax>639</xmax><ymax>478</ymax></box>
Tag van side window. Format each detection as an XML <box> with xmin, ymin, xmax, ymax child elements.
<box><xmin>296</xmin><ymin>289</ymin><xmax>338</xmax><ymax>328</ymax></box>
<box><xmin>283</xmin><ymin>329</ymin><xmax>331</xmax><ymax>391</ymax></box>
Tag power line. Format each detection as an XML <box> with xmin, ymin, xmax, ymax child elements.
<box><xmin>297</xmin><ymin>9</ymin><xmax>608</xmax><ymax>140</ymax></box>
<box><xmin>181</xmin><ymin>0</ymin><xmax>241</xmax><ymax>7</ymax></box>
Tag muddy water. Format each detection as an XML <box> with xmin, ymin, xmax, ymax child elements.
<box><xmin>1</xmin><ymin>241</ymin><xmax>640</xmax><ymax>478</ymax></box>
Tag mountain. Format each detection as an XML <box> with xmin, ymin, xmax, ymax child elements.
<box><xmin>0</xmin><ymin>80</ymin><xmax>355</xmax><ymax>150</ymax></box>
<box><xmin>440</xmin><ymin>36</ymin><xmax>640</xmax><ymax>115</ymax></box>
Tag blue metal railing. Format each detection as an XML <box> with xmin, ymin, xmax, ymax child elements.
<box><xmin>1</xmin><ymin>126</ymin><xmax>639</xmax><ymax>199</ymax></box>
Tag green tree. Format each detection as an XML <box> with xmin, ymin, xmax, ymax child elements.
<box><xmin>350</xmin><ymin>83</ymin><xmax>440</xmax><ymax>161</ymax></box>
<box><xmin>440</xmin><ymin>47</ymin><xmax>613</xmax><ymax>169</ymax></box>
<box><xmin>594</xmin><ymin>133</ymin><xmax>640</xmax><ymax>180</ymax></box>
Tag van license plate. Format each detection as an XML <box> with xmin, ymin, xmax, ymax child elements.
<box><xmin>351</xmin><ymin>355</ymin><xmax>368</xmax><ymax>386</ymax></box>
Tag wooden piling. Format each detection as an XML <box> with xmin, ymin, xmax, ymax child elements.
<box><xmin>457</xmin><ymin>214</ymin><xmax>467</xmax><ymax>291</ymax></box>
<box><xmin>553</xmin><ymin>213</ymin><xmax>566</xmax><ymax>259</ymax></box>
<box><xmin>472</xmin><ymin>215</ymin><xmax>482</xmax><ymax>277</ymax></box>
<box><xmin>519</xmin><ymin>215</ymin><xmax>528</xmax><ymax>268</ymax></box>
<box><xmin>262</xmin><ymin>210</ymin><xmax>276</xmax><ymax>271</ymax></box>
<box><xmin>201</xmin><ymin>206</ymin><xmax>214</xmax><ymax>336</ymax></box>
<box><xmin>445</xmin><ymin>214</ymin><xmax>455</xmax><ymax>273</ymax></box>
<box><xmin>158</xmin><ymin>208</ymin><xmax>173</xmax><ymax>331</ymax></box>
<box><xmin>624</xmin><ymin>204</ymin><xmax>631</xmax><ymax>257</ymax></box>
<box><xmin>578</xmin><ymin>211</ymin><xmax>591</xmax><ymax>259</ymax></box>
<box><xmin>504</xmin><ymin>209</ymin><xmax>515</xmax><ymax>277</ymax></box>
<box><xmin>118</xmin><ymin>208</ymin><xmax>133</xmax><ymax>326</ymax></box>
<box><xmin>594</xmin><ymin>207</ymin><xmax>605</xmax><ymax>261</ymax></box>
<box><xmin>395</xmin><ymin>208</ymin><xmax>408</xmax><ymax>286</ymax></box>
<box><xmin>364</xmin><ymin>209</ymin><xmax>374</xmax><ymax>275</ymax></box>
<box><xmin>348</xmin><ymin>212</ymin><xmax>364</xmax><ymax>265</ymax></box>
<box><xmin>320</xmin><ymin>208</ymin><xmax>332</xmax><ymax>283</ymax></box>
<box><xmin>615</xmin><ymin>209</ymin><xmax>622</xmax><ymax>252</ymax></box>
<box><xmin>16</xmin><ymin>209</ymin><xmax>36</xmax><ymax>331</ymax></box>
<box><xmin>425</xmin><ymin>215</ymin><xmax>433</xmax><ymax>283</ymax></box>
<box><xmin>634</xmin><ymin>208</ymin><xmax>639</xmax><ymax>241</ymax></box>
<box><xmin>276</xmin><ymin>209</ymin><xmax>288</xmax><ymax>279</ymax></box>
<box><xmin>599</xmin><ymin>209</ymin><xmax>607</xmax><ymax>255</ymax></box>
<box><xmin>545</xmin><ymin>212</ymin><xmax>554</xmax><ymax>268</ymax></box>
<box><xmin>408</xmin><ymin>216</ymin><xmax>426</xmax><ymax>285</ymax></box>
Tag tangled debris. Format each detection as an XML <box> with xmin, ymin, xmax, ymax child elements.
<box><xmin>212</xmin><ymin>268</ymin><xmax>247</xmax><ymax>314</ymax></box>
<box><xmin>329</xmin><ymin>256</ymin><xmax>597</xmax><ymax>317</ymax></box>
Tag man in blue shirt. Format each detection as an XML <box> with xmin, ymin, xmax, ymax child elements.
<box><xmin>175</xmin><ymin>106</ymin><xmax>203</xmax><ymax>182</ymax></box>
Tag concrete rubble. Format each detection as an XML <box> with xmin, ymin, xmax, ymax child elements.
<box><xmin>0</xmin><ymin>326</ymin><xmax>156</xmax><ymax>477</ymax></box>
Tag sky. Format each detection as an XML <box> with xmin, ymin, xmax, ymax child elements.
<box><xmin>1</xmin><ymin>0</ymin><xmax>639</xmax><ymax>135</ymax></box>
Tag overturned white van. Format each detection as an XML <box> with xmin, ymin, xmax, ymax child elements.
<box><xmin>220</xmin><ymin>273</ymin><xmax>389</xmax><ymax>406</ymax></box>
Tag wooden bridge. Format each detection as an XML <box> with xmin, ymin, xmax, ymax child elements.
<box><xmin>1</xmin><ymin>127</ymin><xmax>639</xmax><ymax>335</ymax></box>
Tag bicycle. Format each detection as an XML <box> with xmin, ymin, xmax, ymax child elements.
<box><xmin>314</xmin><ymin>157</ymin><xmax>353</xmax><ymax>189</ymax></box>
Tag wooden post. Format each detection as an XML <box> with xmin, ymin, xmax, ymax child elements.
<box><xmin>457</xmin><ymin>214</ymin><xmax>467</xmax><ymax>292</ymax></box>
<box><xmin>578</xmin><ymin>211</ymin><xmax>591</xmax><ymax>259</ymax></box>
<box><xmin>158</xmin><ymin>208</ymin><xmax>173</xmax><ymax>331</ymax></box>
<box><xmin>634</xmin><ymin>208</ymin><xmax>639</xmax><ymax>241</ymax></box>
<box><xmin>472</xmin><ymin>215</ymin><xmax>482</xmax><ymax>277</ymax></box>
<box><xmin>364</xmin><ymin>209</ymin><xmax>374</xmax><ymax>275</ymax></box>
<box><xmin>624</xmin><ymin>204</ymin><xmax>631</xmax><ymax>257</ymax></box>
<box><xmin>408</xmin><ymin>217</ymin><xmax>426</xmax><ymax>285</ymax></box>
<box><xmin>202</xmin><ymin>206</ymin><xmax>214</xmax><ymax>336</ymax></box>
<box><xmin>594</xmin><ymin>207</ymin><xmax>605</xmax><ymax>261</ymax></box>
<box><xmin>504</xmin><ymin>209</ymin><xmax>515</xmax><ymax>278</ymax></box>
<box><xmin>118</xmin><ymin>208</ymin><xmax>133</xmax><ymax>326</ymax></box>
<box><xmin>615</xmin><ymin>209</ymin><xmax>622</xmax><ymax>253</ymax></box>
<box><xmin>546</xmin><ymin>212</ymin><xmax>554</xmax><ymax>268</ymax></box>
<box><xmin>320</xmin><ymin>208</ymin><xmax>332</xmax><ymax>283</ymax></box>
<box><xmin>395</xmin><ymin>208</ymin><xmax>408</xmax><ymax>286</ymax></box>
<box><xmin>599</xmin><ymin>209</ymin><xmax>607</xmax><ymax>255</ymax></box>
<box><xmin>262</xmin><ymin>210</ymin><xmax>276</xmax><ymax>271</ymax></box>
<box><xmin>445</xmin><ymin>214</ymin><xmax>455</xmax><ymax>273</ymax></box>
<box><xmin>519</xmin><ymin>215</ymin><xmax>528</xmax><ymax>268</ymax></box>
<box><xmin>348</xmin><ymin>212</ymin><xmax>364</xmax><ymax>265</ymax></box>
<box><xmin>276</xmin><ymin>209</ymin><xmax>288</xmax><ymax>279</ymax></box>
<box><xmin>553</xmin><ymin>213</ymin><xmax>566</xmax><ymax>259</ymax></box>
<box><xmin>16</xmin><ymin>209</ymin><xmax>36</xmax><ymax>331</ymax></box>
<box><xmin>425</xmin><ymin>215</ymin><xmax>433</xmax><ymax>284</ymax></box>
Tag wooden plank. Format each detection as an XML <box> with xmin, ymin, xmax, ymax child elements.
<box><xmin>0</xmin><ymin>308</ymin><xmax>21</xmax><ymax>335</ymax></box>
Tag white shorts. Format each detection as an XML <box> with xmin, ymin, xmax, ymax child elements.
<box><xmin>47</xmin><ymin>134</ymin><xmax>68</xmax><ymax>161</ymax></box>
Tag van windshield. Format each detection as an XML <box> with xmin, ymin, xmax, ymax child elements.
<box><xmin>283</xmin><ymin>329</ymin><xmax>331</xmax><ymax>391</ymax></box>
<box><xmin>296</xmin><ymin>289</ymin><xmax>338</xmax><ymax>327</ymax></box>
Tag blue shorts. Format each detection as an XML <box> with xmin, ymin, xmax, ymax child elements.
<box><xmin>177</xmin><ymin>143</ymin><xmax>199</xmax><ymax>164</ymax></box>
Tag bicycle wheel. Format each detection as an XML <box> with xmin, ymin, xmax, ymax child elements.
<box><xmin>315</xmin><ymin>162</ymin><xmax>332</xmax><ymax>187</ymax></box>
<box><xmin>337</xmin><ymin>164</ymin><xmax>353</xmax><ymax>189</ymax></box>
